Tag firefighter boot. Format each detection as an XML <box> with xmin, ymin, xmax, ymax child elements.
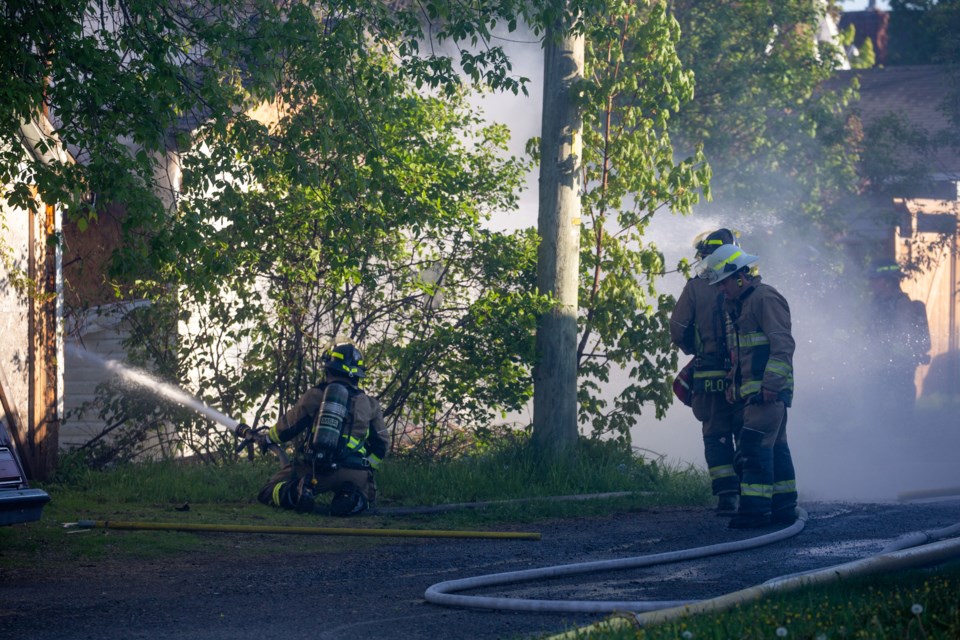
<box><xmin>294</xmin><ymin>478</ymin><xmax>316</xmax><ymax>514</ymax></box>
<box><xmin>715</xmin><ymin>493</ymin><xmax>739</xmax><ymax>517</ymax></box>
<box><xmin>330</xmin><ymin>482</ymin><xmax>369</xmax><ymax>517</ymax></box>
<box><xmin>728</xmin><ymin>512</ymin><xmax>773</xmax><ymax>529</ymax></box>
<box><xmin>772</xmin><ymin>506</ymin><xmax>798</xmax><ymax>525</ymax></box>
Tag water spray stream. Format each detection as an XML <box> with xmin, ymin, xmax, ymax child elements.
<box><xmin>65</xmin><ymin>344</ymin><xmax>240</xmax><ymax>432</ymax></box>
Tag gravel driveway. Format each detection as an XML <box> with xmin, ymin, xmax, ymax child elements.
<box><xmin>2</xmin><ymin>499</ymin><xmax>959</xmax><ymax>640</ymax></box>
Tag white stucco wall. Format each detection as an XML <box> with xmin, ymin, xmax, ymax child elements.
<box><xmin>0</xmin><ymin>187</ymin><xmax>33</xmax><ymax>428</ymax></box>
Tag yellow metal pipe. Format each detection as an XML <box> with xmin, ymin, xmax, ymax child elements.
<box><xmin>72</xmin><ymin>519</ymin><xmax>541</xmax><ymax>540</ymax></box>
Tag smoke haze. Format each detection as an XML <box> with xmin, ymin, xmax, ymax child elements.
<box><xmin>474</xmin><ymin>24</ymin><xmax>960</xmax><ymax>504</ymax></box>
<box><xmin>639</xmin><ymin>215</ymin><xmax>960</xmax><ymax>503</ymax></box>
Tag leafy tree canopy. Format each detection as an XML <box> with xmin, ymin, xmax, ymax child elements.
<box><xmin>573</xmin><ymin>0</ymin><xmax>709</xmax><ymax>442</ymax></box>
<box><xmin>5</xmin><ymin>0</ymin><xmax>865</xmax><ymax>463</ymax></box>
<box><xmin>887</xmin><ymin>0</ymin><xmax>960</xmax><ymax>66</ymax></box>
<box><xmin>1</xmin><ymin>0</ymin><xmax>553</xmax><ymax>461</ymax></box>
<box><xmin>668</xmin><ymin>0</ymin><xmax>860</xmax><ymax>247</ymax></box>
<box><xmin>0</xmin><ymin>0</ymin><xmax>536</xmax><ymax>248</ymax></box>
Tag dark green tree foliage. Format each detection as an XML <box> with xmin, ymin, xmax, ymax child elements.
<box><xmin>887</xmin><ymin>0</ymin><xmax>960</xmax><ymax>66</ymax></box>
<box><xmin>3</xmin><ymin>0</ymin><xmax>711</xmax><ymax>460</ymax></box>
<box><xmin>172</xmin><ymin>84</ymin><xmax>545</xmax><ymax>456</ymax></box>
<box><xmin>667</xmin><ymin>0</ymin><xmax>859</xmax><ymax>241</ymax></box>
<box><xmin>839</xmin><ymin>23</ymin><xmax>876</xmax><ymax>69</ymax></box>
<box><xmin>572</xmin><ymin>0</ymin><xmax>709</xmax><ymax>442</ymax></box>
<box><xmin>0</xmin><ymin>0</ymin><xmax>533</xmax><ymax>265</ymax></box>
<box><xmin>124</xmin><ymin>6</ymin><xmax>551</xmax><ymax>459</ymax></box>
<box><xmin>2</xmin><ymin>0</ymin><xmax>552</xmax><ymax>461</ymax></box>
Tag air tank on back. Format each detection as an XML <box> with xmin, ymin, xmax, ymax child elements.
<box><xmin>310</xmin><ymin>383</ymin><xmax>349</xmax><ymax>460</ymax></box>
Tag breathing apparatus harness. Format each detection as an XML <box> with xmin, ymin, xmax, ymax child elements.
<box><xmin>691</xmin><ymin>291</ymin><xmax>733</xmax><ymax>395</ymax></box>
<box><xmin>688</xmin><ymin>231</ymin><xmax>742</xmax><ymax>396</ymax></box>
<box><xmin>305</xmin><ymin>381</ymin><xmax>369</xmax><ymax>472</ymax></box>
<box><xmin>286</xmin><ymin>380</ymin><xmax>365</xmax><ymax>511</ymax></box>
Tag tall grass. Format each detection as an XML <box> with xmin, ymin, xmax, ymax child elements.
<box><xmin>47</xmin><ymin>451</ymin><xmax>273</xmax><ymax>506</ymax></box>
<box><xmin>379</xmin><ymin>439</ymin><xmax>708</xmax><ymax>507</ymax></box>
<box><xmin>47</xmin><ymin>439</ymin><xmax>711</xmax><ymax>511</ymax></box>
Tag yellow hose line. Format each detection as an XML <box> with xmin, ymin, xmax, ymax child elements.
<box><xmin>74</xmin><ymin>519</ymin><xmax>541</xmax><ymax>540</ymax></box>
<box><xmin>549</xmin><ymin>536</ymin><xmax>960</xmax><ymax>638</ymax></box>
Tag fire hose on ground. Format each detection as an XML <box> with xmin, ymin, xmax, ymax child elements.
<box><xmin>424</xmin><ymin>509</ymin><xmax>809</xmax><ymax>614</ymax></box>
<box><xmin>424</xmin><ymin>506</ymin><xmax>960</xmax><ymax>637</ymax></box>
<box><xmin>548</xmin><ymin>520</ymin><xmax>960</xmax><ymax>638</ymax></box>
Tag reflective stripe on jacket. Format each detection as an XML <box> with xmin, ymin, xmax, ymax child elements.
<box><xmin>723</xmin><ymin>278</ymin><xmax>795</xmax><ymax>405</ymax></box>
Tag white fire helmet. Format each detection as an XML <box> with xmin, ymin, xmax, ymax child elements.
<box><xmin>699</xmin><ymin>244</ymin><xmax>760</xmax><ymax>285</ymax></box>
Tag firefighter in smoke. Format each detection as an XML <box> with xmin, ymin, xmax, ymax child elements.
<box><xmin>236</xmin><ymin>342</ymin><xmax>389</xmax><ymax>516</ymax></box>
<box><xmin>865</xmin><ymin>262</ymin><xmax>931</xmax><ymax>422</ymax></box>
<box><xmin>669</xmin><ymin>228</ymin><xmax>742</xmax><ymax>516</ymax></box>
<box><xmin>703</xmin><ymin>244</ymin><xmax>798</xmax><ymax>529</ymax></box>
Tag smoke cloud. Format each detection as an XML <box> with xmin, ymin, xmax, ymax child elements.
<box><xmin>473</xmin><ymin>22</ymin><xmax>959</xmax><ymax>503</ymax></box>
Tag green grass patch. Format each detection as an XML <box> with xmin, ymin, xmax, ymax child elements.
<box><xmin>565</xmin><ymin>561</ymin><xmax>960</xmax><ymax>640</ymax></box>
<box><xmin>379</xmin><ymin>439</ymin><xmax>708</xmax><ymax>507</ymax></box>
<box><xmin>0</xmin><ymin>440</ymin><xmax>709</xmax><ymax>569</ymax></box>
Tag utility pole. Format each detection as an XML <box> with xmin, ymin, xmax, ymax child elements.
<box><xmin>532</xmin><ymin>10</ymin><xmax>584</xmax><ymax>460</ymax></box>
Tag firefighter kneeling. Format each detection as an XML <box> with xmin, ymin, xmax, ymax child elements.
<box><xmin>236</xmin><ymin>342</ymin><xmax>390</xmax><ymax>516</ymax></box>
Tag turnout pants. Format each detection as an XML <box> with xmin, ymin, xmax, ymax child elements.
<box><xmin>732</xmin><ymin>401</ymin><xmax>797</xmax><ymax>518</ymax></box>
<box><xmin>258</xmin><ymin>461</ymin><xmax>377</xmax><ymax>510</ymax></box>
<box><xmin>692</xmin><ymin>391</ymin><xmax>740</xmax><ymax>496</ymax></box>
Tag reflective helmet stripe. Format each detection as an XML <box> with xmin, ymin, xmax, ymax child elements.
<box><xmin>710</xmin><ymin>249</ymin><xmax>744</xmax><ymax>275</ymax></box>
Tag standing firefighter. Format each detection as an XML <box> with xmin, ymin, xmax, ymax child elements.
<box><xmin>236</xmin><ymin>343</ymin><xmax>389</xmax><ymax>516</ymax></box>
<box><xmin>703</xmin><ymin>244</ymin><xmax>798</xmax><ymax>529</ymax></box>
<box><xmin>670</xmin><ymin>228</ymin><xmax>741</xmax><ymax>516</ymax></box>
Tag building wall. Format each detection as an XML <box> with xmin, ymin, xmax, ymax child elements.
<box><xmin>61</xmin><ymin>304</ymin><xmax>141</xmax><ymax>448</ymax></box>
<box><xmin>0</xmin><ymin>119</ymin><xmax>65</xmax><ymax>478</ymax></box>
<box><xmin>895</xmin><ymin>199</ymin><xmax>960</xmax><ymax>402</ymax></box>
<box><xmin>0</xmin><ymin>182</ymin><xmax>34</xmax><ymax>437</ymax></box>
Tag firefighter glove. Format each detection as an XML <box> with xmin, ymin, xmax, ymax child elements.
<box><xmin>253</xmin><ymin>432</ymin><xmax>271</xmax><ymax>453</ymax></box>
<box><xmin>235</xmin><ymin>425</ymin><xmax>271</xmax><ymax>455</ymax></box>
